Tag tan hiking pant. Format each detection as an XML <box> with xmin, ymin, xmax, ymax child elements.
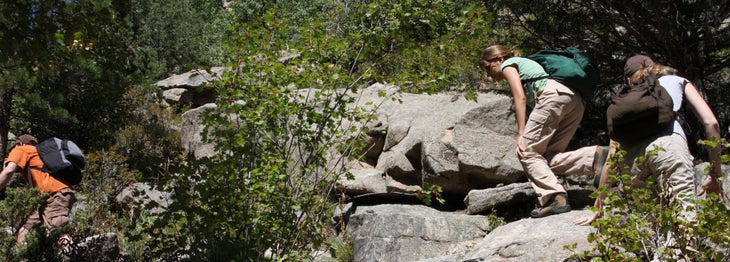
<box><xmin>622</xmin><ymin>132</ymin><xmax>697</xmax><ymax>221</ymax></box>
<box><xmin>22</xmin><ymin>187</ymin><xmax>76</xmax><ymax>236</ymax></box>
<box><xmin>619</xmin><ymin>132</ymin><xmax>697</xmax><ymax>261</ymax></box>
<box><xmin>519</xmin><ymin>80</ymin><xmax>597</xmax><ymax>206</ymax></box>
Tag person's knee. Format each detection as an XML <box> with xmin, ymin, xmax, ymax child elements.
<box><xmin>520</xmin><ymin>150</ymin><xmax>544</xmax><ymax>161</ymax></box>
<box><xmin>17</xmin><ymin>227</ymin><xmax>29</xmax><ymax>244</ymax></box>
<box><xmin>45</xmin><ymin>215</ymin><xmax>70</xmax><ymax>235</ymax></box>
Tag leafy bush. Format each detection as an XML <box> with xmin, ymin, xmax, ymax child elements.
<box><xmin>0</xmin><ymin>187</ymin><xmax>45</xmax><ymax>260</ymax></box>
<box><xmin>72</xmin><ymin>150</ymin><xmax>139</xmax><ymax>257</ymax></box>
<box><xmin>137</xmin><ymin>11</ymin><xmax>373</xmax><ymax>261</ymax></box>
<box><xmin>578</xmin><ymin>137</ymin><xmax>730</xmax><ymax>261</ymax></box>
<box><xmin>344</xmin><ymin>0</ymin><xmax>496</xmax><ymax>94</ymax></box>
<box><xmin>112</xmin><ymin>85</ymin><xmax>184</xmax><ymax>183</ymax></box>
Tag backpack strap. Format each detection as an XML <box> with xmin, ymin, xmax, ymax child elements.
<box><xmin>521</xmin><ymin>75</ymin><xmax>549</xmax><ymax>85</ymax></box>
<box><xmin>25</xmin><ymin>155</ymin><xmax>46</xmax><ymax>188</ymax></box>
<box><xmin>676</xmin><ymin>78</ymin><xmax>691</xmax><ymax>135</ymax></box>
<box><xmin>26</xmin><ymin>164</ymin><xmax>34</xmax><ymax>188</ymax></box>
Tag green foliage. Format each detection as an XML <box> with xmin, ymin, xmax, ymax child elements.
<box><xmin>111</xmin><ymin>85</ymin><xmax>184</xmax><ymax>182</ymax></box>
<box><xmin>1</xmin><ymin>0</ymin><xmax>137</xmax><ymax>150</ymax></box>
<box><xmin>138</xmin><ymin>11</ymin><xmax>372</xmax><ymax>261</ymax></box>
<box><xmin>0</xmin><ymin>186</ymin><xmax>50</xmax><ymax>260</ymax></box>
<box><xmin>417</xmin><ymin>183</ymin><xmax>446</xmax><ymax>206</ymax></box>
<box><xmin>485</xmin><ymin>211</ymin><xmax>506</xmax><ymax>229</ymax></box>
<box><xmin>125</xmin><ymin>0</ymin><xmax>229</xmax><ymax>81</ymax></box>
<box><xmin>231</xmin><ymin>0</ymin><xmax>337</xmax><ymax>28</ymax></box>
<box><xmin>60</xmin><ymin>150</ymin><xmax>137</xmax><ymax>261</ymax></box>
<box><xmin>2</xmin><ymin>0</ymin><xmax>230</xmax><ymax>152</ymax></box>
<box><xmin>73</xmin><ymin>150</ymin><xmax>137</xmax><ymax>231</ymax></box>
<box><xmin>345</xmin><ymin>0</ymin><xmax>495</xmax><ymax>93</ymax></box>
<box><xmin>327</xmin><ymin>236</ymin><xmax>354</xmax><ymax>262</ymax></box>
<box><xmin>698</xmin><ymin>136</ymin><xmax>730</xmax><ymax>164</ymax></box>
<box><xmin>577</xmin><ymin>140</ymin><xmax>730</xmax><ymax>261</ymax></box>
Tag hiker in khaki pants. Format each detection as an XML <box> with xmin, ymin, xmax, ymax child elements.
<box><xmin>480</xmin><ymin>45</ymin><xmax>608</xmax><ymax>218</ymax></box>
<box><xmin>0</xmin><ymin>134</ymin><xmax>76</xmax><ymax>248</ymax></box>
<box><xmin>575</xmin><ymin>55</ymin><xmax>723</xmax><ymax>260</ymax></box>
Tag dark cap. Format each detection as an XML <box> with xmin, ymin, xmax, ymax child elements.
<box><xmin>624</xmin><ymin>55</ymin><xmax>655</xmax><ymax>78</ymax></box>
<box><xmin>14</xmin><ymin>134</ymin><xmax>38</xmax><ymax>146</ymax></box>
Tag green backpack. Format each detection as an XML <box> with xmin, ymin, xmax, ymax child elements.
<box><xmin>526</xmin><ymin>47</ymin><xmax>600</xmax><ymax>100</ymax></box>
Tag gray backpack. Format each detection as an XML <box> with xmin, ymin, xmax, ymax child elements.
<box><xmin>33</xmin><ymin>137</ymin><xmax>86</xmax><ymax>185</ymax></box>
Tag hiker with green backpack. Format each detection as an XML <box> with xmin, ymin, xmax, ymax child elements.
<box><xmin>479</xmin><ymin>45</ymin><xmax>609</xmax><ymax>218</ymax></box>
<box><xmin>575</xmin><ymin>55</ymin><xmax>723</xmax><ymax>259</ymax></box>
<box><xmin>0</xmin><ymin>134</ymin><xmax>77</xmax><ymax>248</ymax></box>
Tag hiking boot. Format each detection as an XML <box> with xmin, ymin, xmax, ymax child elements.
<box><xmin>593</xmin><ymin>146</ymin><xmax>609</xmax><ymax>188</ymax></box>
<box><xmin>530</xmin><ymin>193</ymin><xmax>571</xmax><ymax>218</ymax></box>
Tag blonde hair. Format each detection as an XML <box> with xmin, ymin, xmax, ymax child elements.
<box><xmin>479</xmin><ymin>45</ymin><xmax>521</xmax><ymax>69</ymax></box>
<box><xmin>628</xmin><ymin>64</ymin><xmax>678</xmax><ymax>83</ymax></box>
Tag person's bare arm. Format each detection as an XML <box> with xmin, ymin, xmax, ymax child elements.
<box><xmin>684</xmin><ymin>83</ymin><xmax>723</xmax><ymax>196</ymax></box>
<box><xmin>503</xmin><ymin>66</ymin><xmax>527</xmax><ymax>158</ymax></box>
<box><xmin>0</xmin><ymin>161</ymin><xmax>19</xmax><ymax>190</ymax></box>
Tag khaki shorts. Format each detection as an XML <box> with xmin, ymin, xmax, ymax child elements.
<box><xmin>22</xmin><ymin>187</ymin><xmax>76</xmax><ymax>235</ymax></box>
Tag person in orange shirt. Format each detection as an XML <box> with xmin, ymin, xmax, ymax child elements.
<box><xmin>0</xmin><ymin>134</ymin><xmax>75</xmax><ymax>247</ymax></box>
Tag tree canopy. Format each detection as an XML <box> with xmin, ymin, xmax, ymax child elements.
<box><xmin>483</xmin><ymin>0</ymin><xmax>730</xmax><ymax>147</ymax></box>
<box><xmin>487</xmin><ymin>0</ymin><xmax>728</xmax><ymax>80</ymax></box>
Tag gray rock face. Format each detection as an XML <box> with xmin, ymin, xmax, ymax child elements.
<box><xmin>180</xmin><ymin>103</ymin><xmax>218</xmax><ymax>159</ymax></box>
<box><xmin>463</xmin><ymin>210</ymin><xmax>596</xmax><ymax>261</ymax></box>
<box><xmin>176</xmin><ymin>82</ymin><xmax>526</xmax><ymax>198</ymax></box>
<box><xmin>156</xmin><ymin>68</ymin><xmax>222</xmax><ymax>89</ymax></box>
<box><xmin>115</xmin><ymin>182</ymin><xmax>172</xmax><ymax>215</ymax></box>
<box><xmin>156</xmin><ymin>67</ymin><xmax>227</xmax><ymax>108</ymax></box>
<box><xmin>464</xmin><ymin>182</ymin><xmax>536</xmax><ymax>214</ymax></box>
<box><xmin>344</xmin><ymin>204</ymin><xmax>596</xmax><ymax>262</ymax></box>
<box><xmin>348</xmin><ymin>85</ymin><xmax>524</xmax><ymax>197</ymax></box>
<box><xmin>346</xmin><ymin>204</ymin><xmax>492</xmax><ymax>262</ymax></box>
<box><xmin>419</xmin><ymin>210</ymin><xmax>596</xmax><ymax>262</ymax></box>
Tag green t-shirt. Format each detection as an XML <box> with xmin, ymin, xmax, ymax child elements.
<box><xmin>501</xmin><ymin>57</ymin><xmax>549</xmax><ymax>107</ymax></box>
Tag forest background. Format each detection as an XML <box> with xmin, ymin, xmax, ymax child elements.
<box><xmin>0</xmin><ymin>0</ymin><xmax>728</xmax><ymax>260</ymax></box>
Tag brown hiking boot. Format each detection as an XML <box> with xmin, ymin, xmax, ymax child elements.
<box><xmin>593</xmin><ymin>146</ymin><xmax>609</xmax><ymax>188</ymax></box>
<box><xmin>530</xmin><ymin>193</ymin><xmax>571</xmax><ymax>218</ymax></box>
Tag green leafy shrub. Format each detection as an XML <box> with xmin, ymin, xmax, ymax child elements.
<box><xmin>417</xmin><ymin>183</ymin><xmax>446</xmax><ymax>206</ymax></box>
<box><xmin>0</xmin><ymin>187</ymin><xmax>45</xmax><ymax>260</ymax></box>
<box><xmin>345</xmin><ymin>0</ymin><xmax>496</xmax><ymax>94</ymax></box>
<box><xmin>138</xmin><ymin>11</ymin><xmax>372</xmax><ymax>261</ymax></box>
<box><xmin>72</xmin><ymin>150</ymin><xmax>139</xmax><ymax>259</ymax></box>
<box><xmin>112</xmin><ymin>85</ymin><xmax>184</xmax><ymax>183</ymax></box>
<box><xmin>0</xmin><ymin>187</ymin><xmax>80</xmax><ymax>261</ymax></box>
<box><xmin>578</xmin><ymin>137</ymin><xmax>730</xmax><ymax>261</ymax></box>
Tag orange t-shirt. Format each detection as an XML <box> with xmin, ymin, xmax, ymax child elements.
<box><xmin>6</xmin><ymin>145</ymin><xmax>70</xmax><ymax>193</ymax></box>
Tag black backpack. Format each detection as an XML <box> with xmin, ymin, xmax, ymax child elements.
<box><xmin>32</xmin><ymin>137</ymin><xmax>86</xmax><ymax>185</ymax></box>
<box><xmin>607</xmin><ymin>74</ymin><xmax>676</xmax><ymax>145</ymax></box>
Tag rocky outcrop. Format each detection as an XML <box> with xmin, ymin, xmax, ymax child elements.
<box><xmin>156</xmin><ymin>67</ymin><xmax>227</xmax><ymax>108</ymax></box>
<box><xmin>342</xmin><ymin>204</ymin><xmax>595</xmax><ymax>262</ymax></box>
<box><xmin>425</xmin><ymin>210</ymin><xmax>596</xmax><ymax>262</ymax></box>
<box><xmin>115</xmin><ymin>182</ymin><xmax>173</xmax><ymax>215</ymax></box>
<box><xmin>175</xmin><ymin>81</ymin><xmax>530</xmax><ymax>200</ymax></box>
<box><xmin>180</xmin><ymin>103</ymin><xmax>218</xmax><ymax>159</ymax></box>
<box><xmin>353</xmin><ymin>86</ymin><xmax>523</xmax><ymax>197</ymax></box>
<box><xmin>346</xmin><ymin>204</ymin><xmax>492</xmax><ymax>262</ymax></box>
<box><xmin>164</xmin><ymin>72</ymin><xmax>730</xmax><ymax>261</ymax></box>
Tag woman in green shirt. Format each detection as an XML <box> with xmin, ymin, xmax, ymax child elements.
<box><xmin>480</xmin><ymin>45</ymin><xmax>607</xmax><ymax>218</ymax></box>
